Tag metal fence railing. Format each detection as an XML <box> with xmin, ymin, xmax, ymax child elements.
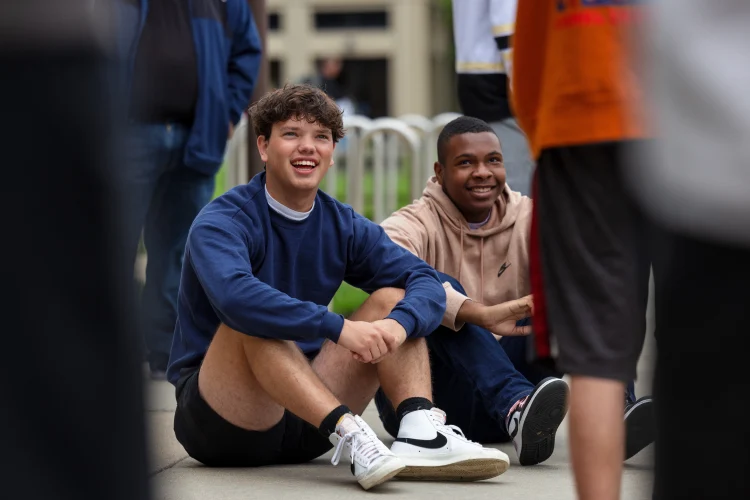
<box><xmin>224</xmin><ymin>112</ymin><xmax>462</xmax><ymax>223</ymax></box>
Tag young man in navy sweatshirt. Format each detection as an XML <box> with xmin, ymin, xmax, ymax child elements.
<box><xmin>167</xmin><ymin>84</ymin><xmax>510</xmax><ymax>490</ymax></box>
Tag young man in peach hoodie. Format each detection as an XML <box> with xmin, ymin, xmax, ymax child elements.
<box><xmin>370</xmin><ymin>116</ymin><xmax>569</xmax><ymax>467</ymax></box>
<box><xmin>372</xmin><ymin>116</ymin><xmax>654</xmax><ymax>468</ymax></box>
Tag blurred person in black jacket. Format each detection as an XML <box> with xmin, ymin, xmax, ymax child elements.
<box><xmin>0</xmin><ymin>2</ymin><xmax>149</xmax><ymax>499</ymax></box>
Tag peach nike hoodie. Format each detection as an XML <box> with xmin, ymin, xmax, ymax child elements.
<box><xmin>381</xmin><ymin>177</ymin><xmax>532</xmax><ymax>331</ymax></box>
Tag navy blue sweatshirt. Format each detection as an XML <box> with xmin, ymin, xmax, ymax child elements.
<box><xmin>167</xmin><ymin>173</ymin><xmax>447</xmax><ymax>384</ymax></box>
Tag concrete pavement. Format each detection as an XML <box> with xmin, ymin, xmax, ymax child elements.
<box><xmin>145</xmin><ymin>331</ymin><xmax>656</xmax><ymax>500</ymax></box>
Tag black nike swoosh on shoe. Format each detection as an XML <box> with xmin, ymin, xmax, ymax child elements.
<box><xmin>508</xmin><ymin>413</ymin><xmax>521</xmax><ymax>438</ymax></box>
<box><xmin>394</xmin><ymin>433</ymin><xmax>448</xmax><ymax>449</ymax></box>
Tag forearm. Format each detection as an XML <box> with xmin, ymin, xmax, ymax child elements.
<box><xmin>387</xmin><ymin>272</ymin><xmax>446</xmax><ymax>338</ymax></box>
<box><xmin>456</xmin><ymin>299</ymin><xmax>486</xmax><ymax>327</ymax></box>
<box><xmin>215</xmin><ymin>288</ymin><xmax>345</xmax><ymax>343</ymax></box>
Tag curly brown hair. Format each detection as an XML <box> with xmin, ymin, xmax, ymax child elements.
<box><xmin>249</xmin><ymin>83</ymin><xmax>345</xmax><ymax>143</ymax></box>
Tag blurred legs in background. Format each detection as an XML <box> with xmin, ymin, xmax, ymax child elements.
<box><xmin>490</xmin><ymin>118</ymin><xmax>534</xmax><ymax>196</ymax></box>
<box><xmin>630</xmin><ymin>1</ymin><xmax>750</xmax><ymax>496</ymax></box>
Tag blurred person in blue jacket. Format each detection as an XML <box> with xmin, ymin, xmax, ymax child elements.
<box><xmin>114</xmin><ymin>0</ymin><xmax>261</xmax><ymax>378</ymax></box>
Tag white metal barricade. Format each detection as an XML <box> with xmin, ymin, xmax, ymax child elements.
<box><xmin>337</xmin><ymin>115</ymin><xmax>374</xmax><ymax>213</ymax></box>
<box><xmin>224</xmin><ymin>114</ymin><xmax>250</xmax><ymax>191</ymax></box>
<box><xmin>398</xmin><ymin>113</ymin><xmax>434</xmax><ymax>187</ymax></box>
<box><xmin>359</xmin><ymin>118</ymin><xmax>423</xmax><ymax>223</ymax></box>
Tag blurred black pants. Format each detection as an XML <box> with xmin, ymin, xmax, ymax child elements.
<box><xmin>0</xmin><ymin>9</ymin><xmax>150</xmax><ymax>500</ymax></box>
<box><xmin>652</xmin><ymin>227</ymin><xmax>750</xmax><ymax>499</ymax></box>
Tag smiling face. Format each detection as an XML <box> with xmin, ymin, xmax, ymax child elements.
<box><xmin>434</xmin><ymin>131</ymin><xmax>506</xmax><ymax>222</ymax></box>
<box><xmin>257</xmin><ymin>117</ymin><xmax>335</xmax><ymax>211</ymax></box>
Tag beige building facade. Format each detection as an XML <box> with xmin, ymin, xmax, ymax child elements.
<box><xmin>266</xmin><ymin>0</ymin><xmax>457</xmax><ymax>118</ymax></box>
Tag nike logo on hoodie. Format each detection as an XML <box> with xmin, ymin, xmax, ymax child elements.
<box><xmin>498</xmin><ymin>262</ymin><xmax>511</xmax><ymax>277</ymax></box>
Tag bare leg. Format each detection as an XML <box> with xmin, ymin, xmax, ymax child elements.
<box><xmin>569</xmin><ymin>376</ymin><xmax>625</xmax><ymax>500</ymax></box>
<box><xmin>377</xmin><ymin>337</ymin><xmax>432</xmax><ymax>407</ymax></box>
<box><xmin>348</xmin><ymin>288</ymin><xmax>404</xmax><ymax>324</ymax></box>
<box><xmin>312</xmin><ymin>339</ymin><xmax>379</xmax><ymax>415</ymax></box>
<box><xmin>313</xmin><ymin>287</ymin><xmax>431</xmax><ymax>413</ymax></box>
<box><xmin>199</xmin><ymin>287</ymin><xmax>431</xmax><ymax>432</ymax></box>
<box><xmin>199</xmin><ymin>324</ymin><xmax>341</xmax><ymax>430</ymax></box>
<box><xmin>348</xmin><ymin>288</ymin><xmax>432</xmax><ymax>408</ymax></box>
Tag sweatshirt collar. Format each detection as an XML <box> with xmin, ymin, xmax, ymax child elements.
<box><xmin>265</xmin><ymin>185</ymin><xmax>314</xmax><ymax>221</ymax></box>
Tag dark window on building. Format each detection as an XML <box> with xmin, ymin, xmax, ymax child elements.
<box><xmin>270</xmin><ymin>59</ymin><xmax>282</xmax><ymax>89</ymax></box>
<box><xmin>314</xmin><ymin>11</ymin><xmax>388</xmax><ymax>30</ymax></box>
<box><xmin>269</xmin><ymin>13</ymin><xmax>281</xmax><ymax>31</ymax></box>
<box><xmin>314</xmin><ymin>58</ymin><xmax>389</xmax><ymax>118</ymax></box>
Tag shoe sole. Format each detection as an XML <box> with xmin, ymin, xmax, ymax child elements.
<box><xmin>358</xmin><ymin>457</ymin><xmax>406</xmax><ymax>491</ymax></box>
<box><xmin>624</xmin><ymin>398</ymin><xmax>655</xmax><ymax>460</ymax></box>
<box><xmin>397</xmin><ymin>458</ymin><xmax>509</xmax><ymax>482</ymax></box>
<box><xmin>517</xmin><ymin>378</ymin><xmax>569</xmax><ymax>466</ymax></box>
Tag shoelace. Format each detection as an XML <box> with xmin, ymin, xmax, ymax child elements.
<box><xmin>428</xmin><ymin>411</ymin><xmax>479</xmax><ymax>445</ymax></box>
<box><xmin>330</xmin><ymin>429</ymin><xmax>384</xmax><ymax>468</ymax></box>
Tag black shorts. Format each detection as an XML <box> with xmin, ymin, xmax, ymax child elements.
<box><xmin>173</xmin><ymin>368</ymin><xmax>333</xmax><ymax>467</ymax></box>
<box><xmin>530</xmin><ymin>141</ymin><xmax>651</xmax><ymax>383</ymax></box>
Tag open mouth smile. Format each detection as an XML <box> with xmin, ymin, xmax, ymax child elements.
<box><xmin>291</xmin><ymin>159</ymin><xmax>318</xmax><ymax>174</ymax></box>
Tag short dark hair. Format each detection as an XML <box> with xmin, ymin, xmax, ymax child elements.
<box><xmin>249</xmin><ymin>83</ymin><xmax>345</xmax><ymax>143</ymax></box>
<box><xmin>436</xmin><ymin>116</ymin><xmax>496</xmax><ymax>165</ymax></box>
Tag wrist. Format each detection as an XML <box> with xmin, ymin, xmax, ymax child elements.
<box><xmin>456</xmin><ymin>299</ymin><xmax>486</xmax><ymax>326</ymax></box>
<box><xmin>384</xmin><ymin>318</ymin><xmax>407</xmax><ymax>336</ymax></box>
<box><xmin>334</xmin><ymin>317</ymin><xmax>350</xmax><ymax>343</ymax></box>
<box><xmin>385</xmin><ymin>310</ymin><xmax>415</xmax><ymax>338</ymax></box>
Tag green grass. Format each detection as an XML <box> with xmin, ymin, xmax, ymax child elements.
<box><xmin>215</xmin><ymin>163</ymin><xmax>415</xmax><ymax>317</ymax></box>
<box><xmin>212</xmin><ymin>166</ymin><xmax>227</xmax><ymax>200</ymax></box>
<box><xmin>332</xmin><ymin>282</ymin><xmax>371</xmax><ymax>318</ymax></box>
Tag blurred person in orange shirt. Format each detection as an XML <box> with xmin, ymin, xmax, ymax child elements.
<box><xmin>512</xmin><ymin>1</ymin><xmax>651</xmax><ymax>499</ymax></box>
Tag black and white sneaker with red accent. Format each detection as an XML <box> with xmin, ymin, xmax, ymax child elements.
<box><xmin>506</xmin><ymin>377</ymin><xmax>569</xmax><ymax>466</ymax></box>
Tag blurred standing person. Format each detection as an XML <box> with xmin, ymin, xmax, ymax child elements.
<box><xmin>2</xmin><ymin>1</ymin><xmax>149</xmax><ymax>498</ymax></box>
<box><xmin>631</xmin><ymin>1</ymin><xmax>750</xmax><ymax>497</ymax></box>
<box><xmin>303</xmin><ymin>57</ymin><xmax>356</xmax><ymax>117</ymax></box>
<box><xmin>513</xmin><ymin>1</ymin><xmax>651</xmax><ymax>499</ymax></box>
<box><xmin>451</xmin><ymin>0</ymin><xmax>534</xmax><ymax>195</ymax></box>
<box><xmin>114</xmin><ymin>0</ymin><xmax>262</xmax><ymax>378</ymax></box>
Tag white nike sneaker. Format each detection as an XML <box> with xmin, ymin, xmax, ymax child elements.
<box><xmin>506</xmin><ymin>377</ymin><xmax>569</xmax><ymax>466</ymax></box>
<box><xmin>391</xmin><ymin>407</ymin><xmax>510</xmax><ymax>481</ymax></box>
<box><xmin>329</xmin><ymin>414</ymin><xmax>405</xmax><ymax>490</ymax></box>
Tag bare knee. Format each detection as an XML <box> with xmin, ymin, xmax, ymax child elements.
<box><xmin>352</xmin><ymin>287</ymin><xmax>405</xmax><ymax>322</ymax></box>
<box><xmin>371</xmin><ymin>287</ymin><xmax>406</xmax><ymax>306</ymax></box>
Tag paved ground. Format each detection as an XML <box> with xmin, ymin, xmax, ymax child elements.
<box><xmin>145</xmin><ymin>327</ymin><xmax>656</xmax><ymax>500</ymax></box>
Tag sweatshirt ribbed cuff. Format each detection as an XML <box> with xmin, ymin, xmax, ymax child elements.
<box><xmin>321</xmin><ymin>312</ymin><xmax>345</xmax><ymax>343</ymax></box>
<box><xmin>386</xmin><ymin>309</ymin><xmax>418</xmax><ymax>338</ymax></box>
<box><xmin>442</xmin><ymin>282</ymin><xmax>470</xmax><ymax>331</ymax></box>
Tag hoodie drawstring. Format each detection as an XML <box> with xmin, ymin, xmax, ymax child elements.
<box><xmin>480</xmin><ymin>238</ymin><xmax>484</xmax><ymax>304</ymax></box>
<box><xmin>458</xmin><ymin>230</ymin><xmax>464</xmax><ymax>284</ymax></box>
<box><xmin>458</xmin><ymin>229</ymin><xmax>485</xmax><ymax>304</ymax></box>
